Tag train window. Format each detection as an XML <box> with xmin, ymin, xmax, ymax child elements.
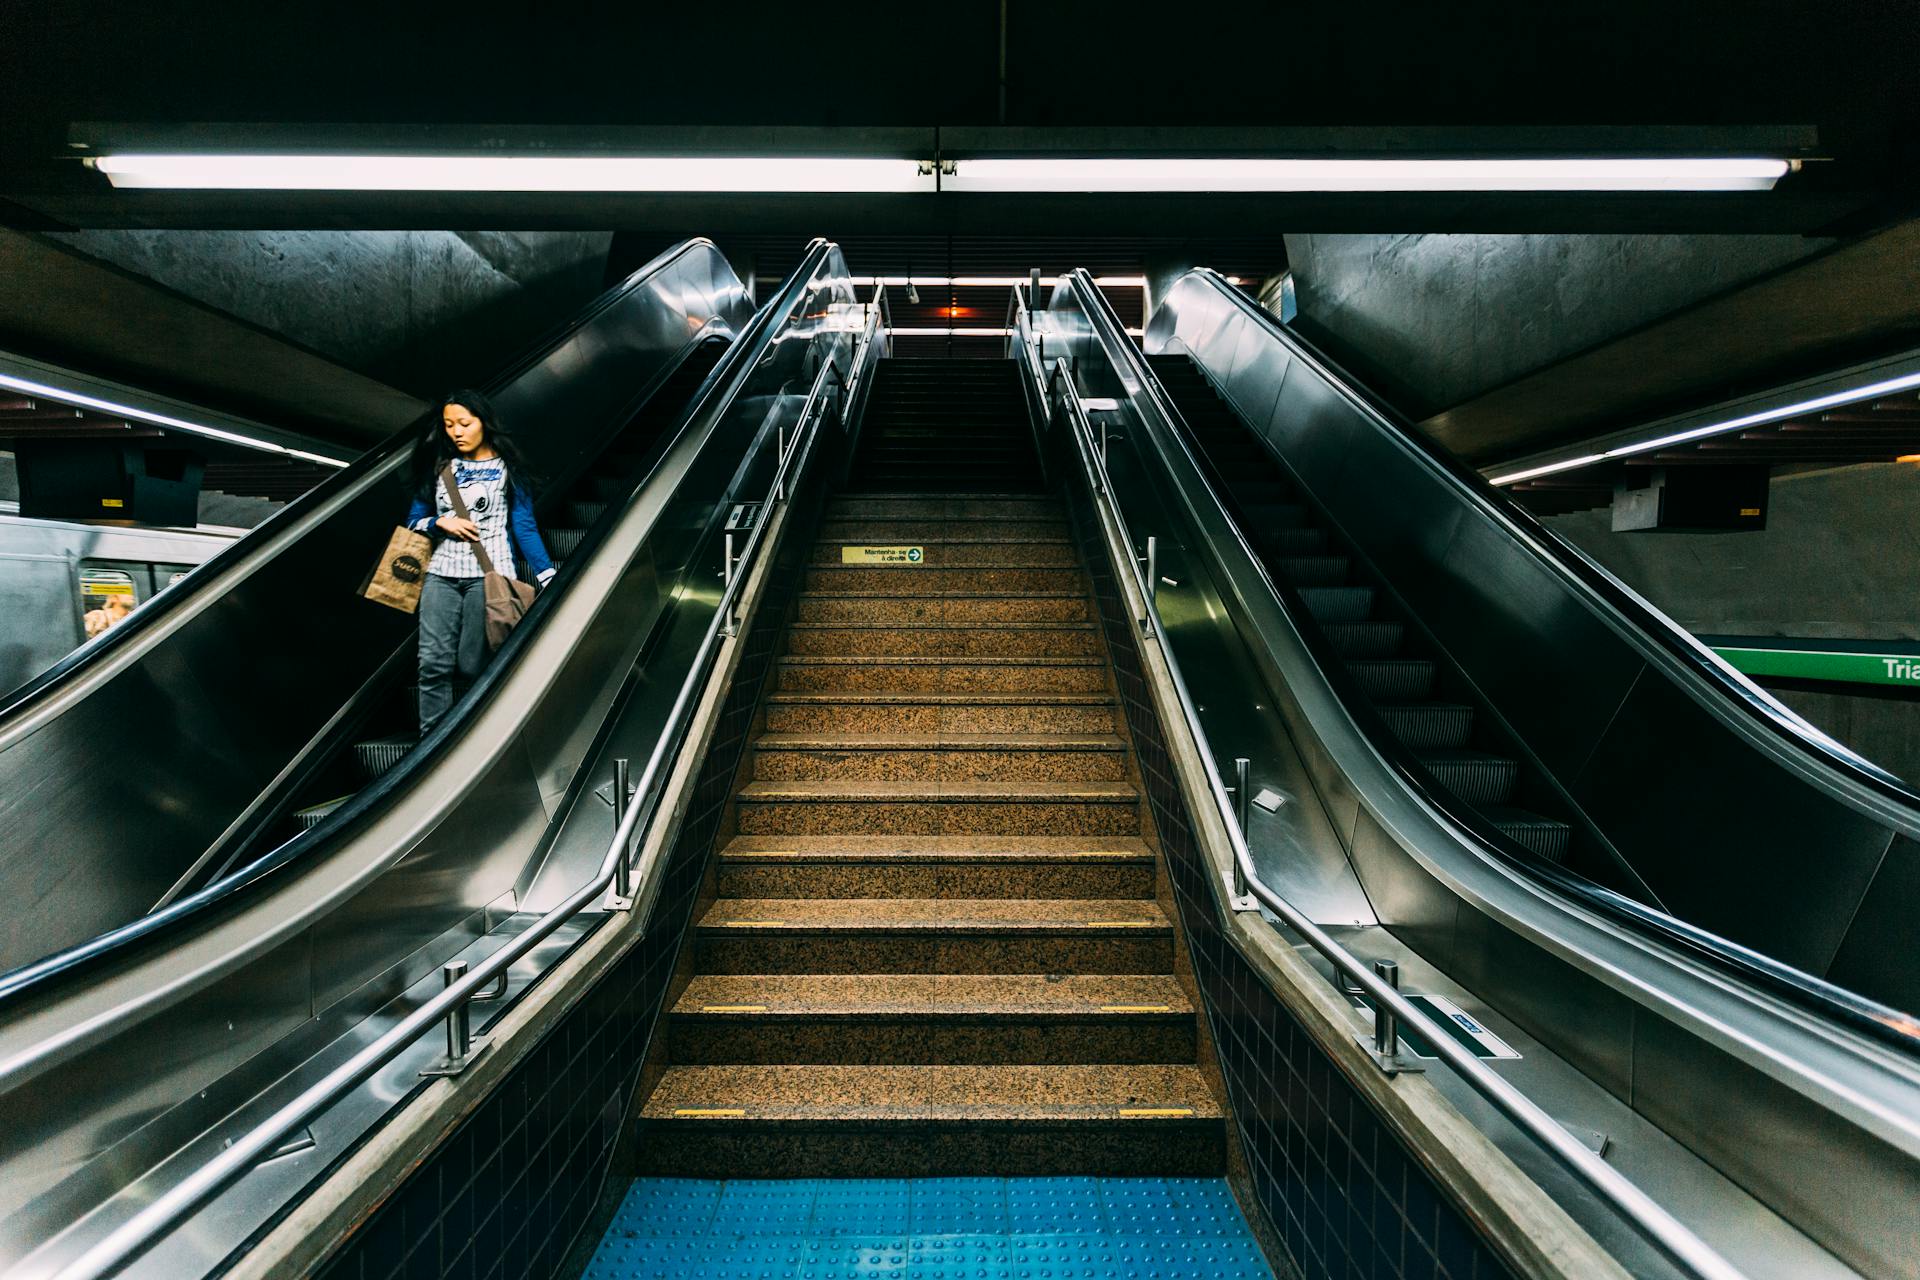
<box><xmin>157</xmin><ymin>564</ymin><xmax>195</xmax><ymax>590</ymax></box>
<box><xmin>77</xmin><ymin>566</ymin><xmax>139</xmax><ymax>640</ymax></box>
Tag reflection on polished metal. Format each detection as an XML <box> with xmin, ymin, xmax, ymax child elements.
<box><xmin>0</xmin><ymin>238</ymin><xmax>756</xmax><ymax>982</ymax></box>
<box><xmin>417</xmin><ymin>960</ymin><xmax>482</xmax><ymax>1079</ymax></box>
<box><xmin>32</xmin><ymin>242</ymin><xmax>887</xmax><ymax>1280</ymax></box>
<box><xmin>612</xmin><ymin>758</ymin><xmax>634</xmax><ymax>905</ymax></box>
<box><xmin>0</xmin><ymin>241</ymin><xmax>883</xmax><ymax>1280</ymax></box>
<box><xmin>1371</xmin><ymin>959</ymin><xmax>1400</xmax><ymax>1057</ymax></box>
<box><xmin>1230</xmin><ymin>758</ymin><xmax>1253</xmax><ymax>907</ymax></box>
<box><xmin>1044</xmin><ymin>267</ymin><xmax>1920</xmax><ymax>1277</ymax></box>
<box><xmin>1023</xmin><ymin>275</ymin><xmax>1821</xmax><ymax>1280</ymax></box>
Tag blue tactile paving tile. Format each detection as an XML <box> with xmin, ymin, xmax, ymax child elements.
<box><xmin>585</xmin><ymin>1178</ymin><xmax>1270</xmax><ymax>1280</ymax></box>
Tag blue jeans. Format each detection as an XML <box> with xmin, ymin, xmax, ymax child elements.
<box><xmin>417</xmin><ymin>574</ymin><xmax>488</xmax><ymax>736</ymax></box>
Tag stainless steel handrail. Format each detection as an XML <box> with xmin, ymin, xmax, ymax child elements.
<box><xmin>48</xmin><ymin>254</ymin><xmax>883</xmax><ymax>1280</ymax></box>
<box><xmin>1011</xmin><ymin>282</ymin><xmax>1748</xmax><ymax>1280</ymax></box>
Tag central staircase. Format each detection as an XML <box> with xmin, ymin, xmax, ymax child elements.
<box><xmin>634</xmin><ymin>359</ymin><xmax>1227</xmax><ymax>1178</ymax></box>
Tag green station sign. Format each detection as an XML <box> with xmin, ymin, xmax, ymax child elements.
<box><xmin>1704</xmin><ymin>638</ymin><xmax>1920</xmax><ymax>691</ymax></box>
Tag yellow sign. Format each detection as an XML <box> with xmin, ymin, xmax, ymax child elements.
<box><xmin>841</xmin><ymin>545</ymin><xmax>925</xmax><ymax>565</ymax></box>
<box><xmin>79</xmin><ymin>571</ymin><xmax>136</xmax><ymax>600</ymax></box>
<box><xmin>100</xmin><ymin>497</ymin><xmax>125</xmax><ymax>509</ymax></box>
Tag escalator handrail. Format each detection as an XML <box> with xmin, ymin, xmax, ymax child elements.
<box><xmin>1028</xmin><ymin>279</ymin><xmax>1751</xmax><ymax>1280</ymax></box>
<box><xmin>0</xmin><ymin>236</ymin><xmax>734</xmax><ymax>732</ymax></box>
<box><xmin>0</xmin><ymin>241</ymin><xmax>827</xmax><ymax>1010</ymax></box>
<box><xmin>46</xmin><ymin>250</ymin><xmax>880</xmax><ymax>1280</ymax></box>
<box><xmin>1062</xmin><ymin>268</ymin><xmax>1920</xmax><ymax>1058</ymax></box>
<box><xmin>1169</xmin><ymin>266</ymin><xmax>1920</xmax><ymax>819</ymax></box>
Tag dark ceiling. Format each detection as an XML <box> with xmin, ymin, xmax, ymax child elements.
<box><xmin>2</xmin><ymin>1</ymin><xmax>1917</xmax><ymax>236</ymax></box>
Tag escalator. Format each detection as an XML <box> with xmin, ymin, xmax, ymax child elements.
<box><xmin>1131</xmin><ymin>275</ymin><xmax>1920</xmax><ymax>1013</ymax></box>
<box><xmin>1032</xmin><ymin>268</ymin><xmax>1920</xmax><ymax>1280</ymax></box>
<box><xmin>1147</xmin><ymin>354</ymin><xmax>1579</xmax><ymax>870</ymax></box>
<box><xmin>0</xmin><ymin>239</ymin><xmax>864</xmax><ymax>1280</ymax></box>
<box><xmin>0</xmin><ymin>240</ymin><xmax>753</xmax><ymax>978</ymax></box>
<box><xmin>269</xmin><ymin>349</ymin><xmax>723</xmax><ymax>849</ymax></box>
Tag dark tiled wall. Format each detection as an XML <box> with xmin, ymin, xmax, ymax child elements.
<box><xmin>1064</xmin><ymin>482</ymin><xmax>1519</xmax><ymax>1280</ymax></box>
<box><xmin>309</xmin><ymin>489</ymin><xmax>816</xmax><ymax>1280</ymax></box>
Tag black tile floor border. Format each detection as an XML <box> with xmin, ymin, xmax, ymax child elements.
<box><xmin>310</xmin><ymin>500</ymin><xmax>813</xmax><ymax>1280</ymax></box>
<box><xmin>1064</xmin><ymin>480</ymin><xmax>1518</xmax><ymax>1280</ymax></box>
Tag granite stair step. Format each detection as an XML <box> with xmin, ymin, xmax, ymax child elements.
<box><xmin>732</xmin><ymin>779</ymin><xmax>1142</xmax><ymax>835</ymax></box>
<box><xmin>808</xmin><ymin>539</ymin><xmax>1078</xmax><ymax>567</ymax></box>
<box><xmin>634</xmin><ymin>1064</ymin><xmax>1223</xmax><ymax>1177</ymax></box>
<box><xmin>825</xmin><ymin>496</ymin><xmax>1063</xmax><ymax>521</ymax></box>
<box><xmin>794</xmin><ymin>593</ymin><xmax>1091</xmax><ymax>625</ymax></box>
<box><xmin>763</xmin><ymin>692</ymin><xmax>1118</xmax><ymax>735</ymax></box>
<box><xmin>775</xmin><ymin>656</ymin><xmax>1110</xmax><ymax>694</ymax></box>
<box><xmin>804</xmin><ymin>565</ymin><xmax>1085</xmax><ymax>594</ymax></box>
<box><xmin>716</xmin><ymin>835</ymin><xmax>1156</xmax><ymax>898</ymax></box>
<box><xmin>752</xmin><ymin>733</ymin><xmax>1129</xmax><ymax>782</ymax></box>
<box><xmin>693</xmin><ymin>897</ymin><xmax>1169</xmax><ymax>973</ymax></box>
<box><xmin>817</xmin><ymin>519</ymin><xmax>1068</xmax><ymax>543</ymax></box>
<box><xmin>669</xmin><ymin>974</ymin><xmax>1195</xmax><ymax>1064</ymax></box>
<box><xmin>784</xmin><ymin>623</ymin><xmax>1101</xmax><ymax>658</ymax></box>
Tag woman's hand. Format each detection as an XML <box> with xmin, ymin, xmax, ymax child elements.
<box><xmin>435</xmin><ymin>514</ymin><xmax>481</xmax><ymax>542</ymax></box>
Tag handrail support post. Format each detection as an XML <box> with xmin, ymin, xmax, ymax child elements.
<box><xmin>420</xmin><ymin>959</ymin><xmax>490</xmax><ymax>1077</ymax></box>
<box><xmin>607</xmin><ymin>757</ymin><xmax>635</xmax><ymax>908</ymax></box>
<box><xmin>1227</xmin><ymin>758</ymin><xmax>1259</xmax><ymax>912</ymax></box>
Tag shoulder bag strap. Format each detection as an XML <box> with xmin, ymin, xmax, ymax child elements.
<box><xmin>439</xmin><ymin>462</ymin><xmax>499</xmax><ymax>577</ymax></box>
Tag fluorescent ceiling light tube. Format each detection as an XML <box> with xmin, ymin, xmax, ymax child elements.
<box><xmin>1489</xmin><ymin>367</ymin><xmax>1920</xmax><ymax>484</ymax></box>
<box><xmin>94</xmin><ymin>153</ymin><xmax>933</xmax><ymax>193</ymax></box>
<box><xmin>886</xmin><ymin>326</ymin><xmax>1145</xmax><ymax>338</ymax></box>
<box><xmin>1602</xmin><ymin>370</ymin><xmax>1920</xmax><ymax>458</ymax></box>
<box><xmin>945</xmin><ymin>157</ymin><xmax>1791</xmax><ymax>193</ymax></box>
<box><xmin>0</xmin><ymin>372</ymin><xmax>350</xmax><ymax>466</ymax></box>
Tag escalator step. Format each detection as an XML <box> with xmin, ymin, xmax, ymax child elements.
<box><xmin>1419</xmin><ymin>752</ymin><xmax>1518</xmax><ymax>805</ymax></box>
<box><xmin>1485</xmin><ymin>808</ymin><xmax>1572</xmax><ymax>864</ymax></box>
<box><xmin>1347</xmin><ymin>658</ymin><xmax>1434</xmax><ymax>700</ymax></box>
<box><xmin>589</xmin><ymin>474</ymin><xmax>630</xmax><ymax>501</ymax></box>
<box><xmin>1266</xmin><ymin>528</ymin><xmax>1328</xmax><ymax>556</ymax></box>
<box><xmin>1299</xmin><ymin>586</ymin><xmax>1374</xmax><ymax>623</ymax></box>
<box><xmin>568</xmin><ymin>501</ymin><xmax>609</xmax><ymax>526</ymax></box>
<box><xmin>547</xmin><ymin>526</ymin><xmax>588</xmax><ymax>559</ymax></box>
<box><xmin>294</xmin><ymin>796</ymin><xmax>351</xmax><ymax>829</ymax></box>
<box><xmin>1322</xmin><ymin>621</ymin><xmax>1404</xmax><ymax>659</ymax></box>
<box><xmin>353</xmin><ymin>736</ymin><xmax>415</xmax><ymax>780</ymax></box>
<box><xmin>1378</xmin><ymin>703</ymin><xmax>1474</xmax><ymax>750</ymax></box>
<box><xmin>1276</xmin><ymin>555</ymin><xmax>1350</xmax><ymax>587</ymax></box>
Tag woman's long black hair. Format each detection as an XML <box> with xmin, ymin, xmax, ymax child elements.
<box><xmin>408</xmin><ymin>388</ymin><xmax>540</xmax><ymax>498</ymax></box>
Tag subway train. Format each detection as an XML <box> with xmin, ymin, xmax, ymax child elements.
<box><xmin>0</xmin><ymin>510</ymin><xmax>238</xmax><ymax>698</ymax></box>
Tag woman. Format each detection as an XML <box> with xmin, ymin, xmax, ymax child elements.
<box><xmin>403</xmin><ymin>389</ymin><xmax>555</xmax><ymax>737</ymax></box>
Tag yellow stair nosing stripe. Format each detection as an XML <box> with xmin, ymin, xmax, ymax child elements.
<box><xmin>700</xmin><ymin>1005</ymin><xmax>768</xmax><ymax>1013</ymax></box>
<box><xmin>673</xmin><ymin>1108</ymin><xmax>747</xmax><ymax>1118</ymax></box>
<box><xmin>1118</xmin><ymin>1107</ymin><xmax>1196</xmax><ymax>1117</ymax></box>
<box><xmin>1100</xmin><ymin>1005</ymin><xmax>1173</xmax><ymax>1013</ymax></box>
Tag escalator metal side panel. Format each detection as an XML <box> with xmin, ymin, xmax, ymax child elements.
<box><xmin>1146</xmin><ymin>269</ymin><xmax>1916</xmax><ymax>1010</ymax></box>
<box><xmin>0</xmin><ymin>244</ymin><xmax>857</xmax><ymax>1277</ymax></box>
<box><xmin>1084</xmin><ymin>275</ymin><xmax>1920</xmax><ymax>1277</ymax></box>
<box><xmin>0</xmin><ymin>241</ymin><xmax>753</xmax><ymax>978</ymax></box>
